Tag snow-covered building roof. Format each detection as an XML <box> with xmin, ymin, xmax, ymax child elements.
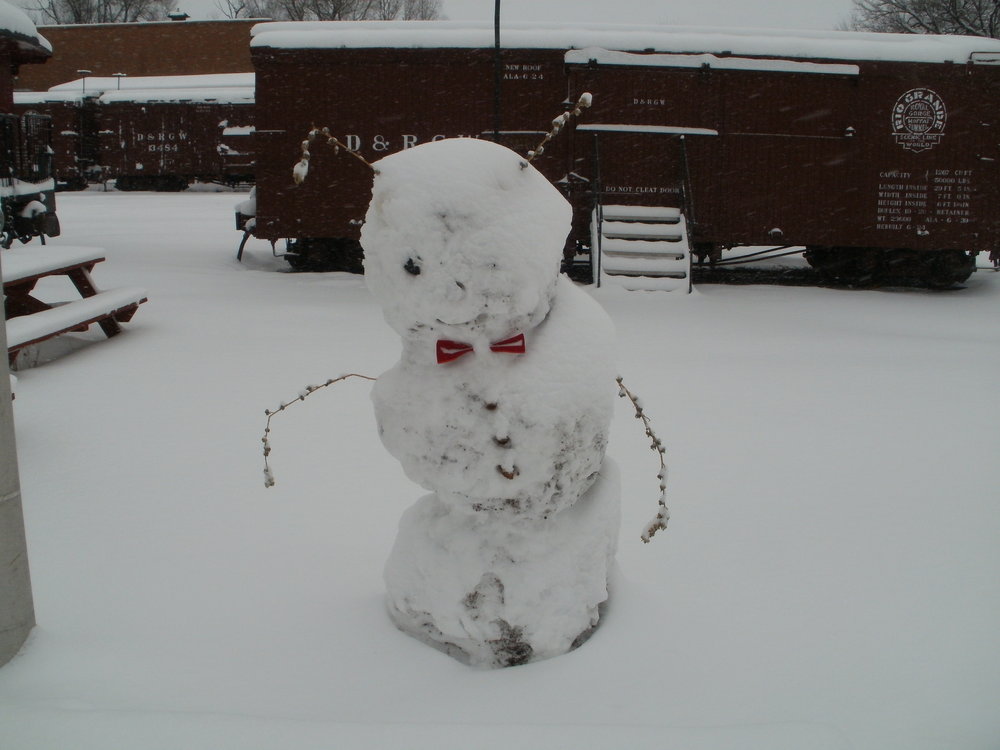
<box><xmin>0</xmin><ymin>0</ymin><xmax>51</xmax><ymax>56</ymax></box>
<box><xmin>16</xmin><ymin>73</ymin><xmax>255</xmax><ymax>104</ymax></box>
<box><xmin>249</xmin><ymin>20</ymin><xmax>1000</xmax><ymax>65</ymax></box>
<box><xmin>47</xmin><ymin>72</ymin><xmax>254</xmax><ymax>94</ymax></box>
<box><xmin>16</xmin><ymin>20</ymin><xmax>259</xmax><ymax>93</ymax></box>
<box><xmin>96</xmin><ymin>86</ymin><xmax>254</xmax><ymax>104</ymax></box>
<box><xmin>14</xmin><ymin>89</ymin><xmax>79</xmax><ymax>104</ymax></box>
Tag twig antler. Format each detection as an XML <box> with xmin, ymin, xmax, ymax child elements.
<box><xmin>262</xmin><ymin>373</ymin><xmax>377</xmax><ymax>487</ymax></box>
<box><xmin>616</xmin><ymin>375</ymin><xmax>670</xmax><ymax>542</ymax></box>
<box><xmin>526</xmin><ymin>92</ymin><xmax>593</xmax><ymax>162</ymax></box>
<box><xmin>316</xmin><ymin>127</ymin><xmax>380</xmax><ymax>172</ymax></box>
<box><xmin>292</xmin><ymin>127</ymin><xmax>380</xmax><ymax>185</ymax></box>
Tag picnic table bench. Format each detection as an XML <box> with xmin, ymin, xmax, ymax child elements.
<box><xmin>2</xmin><ymin>246</ymin><xmax>147</xmax><ymax>365</ymax></box>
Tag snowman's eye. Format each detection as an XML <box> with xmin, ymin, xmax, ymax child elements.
<box><xmin>403</xmin><ymin>257</ymin><xmax>421</xmax><ymax>276</ymax></box>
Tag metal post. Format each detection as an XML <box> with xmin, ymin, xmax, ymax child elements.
<box><xmin>0</xmin><ymin>254</ymin><xmax>35</xmax><ymax>668</ymax></box>
<box><xmin>77</xmin><ymin>69</ymin><xmax>91</xmax><ymax>95</ymax></box>
<box><xmin>493</xmin><ymin>0</ymin><xmax>501</xmax><ymax>143</ymax></box>
<box><xmin>592</xmin><ymin>132</ymin><xmax>602</xmax><ymax>287</ymax></box>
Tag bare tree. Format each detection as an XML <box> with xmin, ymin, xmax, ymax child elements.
<box><xmin>20</xmin><ymin>0</ymin><xmax>173</xmax><ymax>24</ymax></box>
<box><xmin>214</xmin><ymin>0</ymin><xmax>278</xmax><ymax>19</ymax></box>
<box><xmin>400</xmin><ymin>0</ymin><xmax>438</xmax><ymax>20</ymax></box>
<box><xmin>847</xmin><ymin>0</ymin><xmax>1000</xmax><ymax>38</ymax></box>
<box><xmin>356</xmin><ymin>0</ymin><xmax>403</xmax><ymax>18</ymax></box>
<box><xmin>215</xmin><ymin>0</ymin><xmax>440</xmax><ymax>20</ymax></box>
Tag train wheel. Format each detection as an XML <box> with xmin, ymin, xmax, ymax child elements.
<box><xmin>878</xmin><ymin>248</ymin><xmax>974</xmax><ymax>287</ymax></box>
<box><xmin>155</xmin><ymin>176</ymin><xmax>189</xmax><ymax>192</ymax></box>
<box><xmin>285</xmin><ymin>238</ymin><xmax>364</xmax><ymax>273</ymax></box>
<box><xmin>918</xmin><ymin>250</ymin><xmax>976</xmax><ymax>289</ymax></box>
<box><xmin>806</xmin><ymin>247</ymin><xmax>975</xmax><ymax>288</ymax></box>
<box><xmin>56</xmin><ymin>176</ymin><xmax>88</xmax><ymax>192</ymax></box>
<box><xmin>805</xmin><ymin>246</ymin><xmax>882</xmax><ymax>286</ymax></box>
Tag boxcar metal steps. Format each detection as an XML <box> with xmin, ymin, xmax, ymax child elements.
<box><xmin>592</xmin><ymin>205</ymin><xmax>692</xmax><ymax>292</ymax></box>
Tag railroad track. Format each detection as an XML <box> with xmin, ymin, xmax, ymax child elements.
<box><xmin>692</xmin><ymin>265</ymin><xmax>821</xmax><ymax>287</ymax></box>
<box><xmin>568</xmin><ymin>259</ymin><xmax>986</xmax><ymax>289</ymax></box>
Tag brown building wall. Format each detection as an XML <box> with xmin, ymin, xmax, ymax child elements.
<box><xmin>0</xmin><ymin>46</ymin><xmax>15</xmax><ymax>110</ymax></box>
<box><xmin>14</xmin><ymin>19</ymin><xmax>262</xmax><ymax>92</ymax></box>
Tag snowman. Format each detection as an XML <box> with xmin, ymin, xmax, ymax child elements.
<box><xmin>362</xmin><ymin>137</ymin><xmax>621</xmax><ymax>667</ymax></box>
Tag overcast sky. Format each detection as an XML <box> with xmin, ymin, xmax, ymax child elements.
<box><xmin>184</xmin><ymin>0</ymin><xmax>858</xmax><ymax>32</ymax></box>
<box><xmin>440</xmin><ymin>0</ymin><xmax>856</xmax><ymax>31</ymax></box>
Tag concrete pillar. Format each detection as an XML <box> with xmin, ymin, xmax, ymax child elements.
<box><xmin>0</xmin><ymin>254</ymin><xmax>34</xmax><ymax>667</ymax></box>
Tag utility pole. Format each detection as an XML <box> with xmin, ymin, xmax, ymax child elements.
<box><xmin>493</xmin><ymin>0</ymin><xmax>501</xmax><ymax>143</ymax></box>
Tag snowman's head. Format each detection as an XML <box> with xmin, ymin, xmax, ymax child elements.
<box><xmin>362</xmin><ymin>138</ymin><xmax>570</xmax><ymax>344</ymax></box>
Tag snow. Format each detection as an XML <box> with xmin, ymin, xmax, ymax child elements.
<box><xmin>0</xmin><ymin>245</ymin><xmax>105</xmax><ymax>282</ymax></box>
<box><xmin>578</xmin><ymin>124</ymin><xmax>719</xmax><ymax>136</ymax></box>
<box><xmin>364</xmin><ymin>139</ymin><xmax>619</xmax><ymax>664</ymax></box>
<box><xmin>5</xmin><ymin>285</ymin><xmax>147</xmax><ymax>350</ymax></box>
<box><xmin>47</xmin><ymin>73</ymin><xmax>255</xmax><ymax>94</ymax></box>
<box><xmin>234</xmin><ymin>186</ymin><xmax>255</xmax><ymax>218</ymax></box>
<box><xmin>971</xmin><ymin>51</ymin><xmax>1000</xmax><ymax>65</ymax></box>
<box><xmin>0</xmin><ymin>177</ymin><xmax>54</xmax><ymax>199</ymax></box>
<box><xmin>291</xmin><ymin>156</ymin><xmax>309</xmax><ymax>185</ymax></box>
<box><xmin>96</xmin><ymin>87</ymin><xmax>255</xmax><ymax>105</ymax></box>
<box><xmin>384</xmin><ymin>457</ymin><xmax>620</xmax><ymax>666</ymax></box>
<box><xmin>0</xmin><ymin>0</ymin><xmax>50</xmax><ymax>52</ymax></box>
<box><xmin>250</xmin><ymin>20</ymin><xmax>1000</xmax><ymax>64</ymax></box>
<box><xmin>371</xmin><ymin>272</ymin><xmax>615</xmax><ymax>514</ymax></box>
<box><xmin>363</xmin><ymin>138</ymin><xmax>569</xmax><ymax>353</ymax></box>
<box><xmin>15</xmin><ymin>91</ymin><xmax>86</xmax><ymax>105</ymax></box>
<box><xmin>565</xmin><ymin>47</ymin><xmax>860</xmax><ymax>75</ymax></box>
<box><xmin>18</xmin><ymin>74</ymin><xmax>258</xmax><ymax>106</ymax></box>
<box><xmin>0</xmin><ymin>189</ymin><xmax>997</xmax><ymax>745</ymax></box>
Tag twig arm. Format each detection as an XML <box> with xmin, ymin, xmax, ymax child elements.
<box><xmin>616</xmin><ymin>375</ymin><xmax>670</xmax><ymax>542</ymax></box>
<box><xmin>262</xmin><ymin>373</ymin><xmax>377</xmax><ymax>487</ymax></box>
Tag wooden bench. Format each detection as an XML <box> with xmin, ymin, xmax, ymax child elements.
<box><xmin>3</xmin><ymin>246</ymin><xmax>147</xmax><ymax>365</ymax></box>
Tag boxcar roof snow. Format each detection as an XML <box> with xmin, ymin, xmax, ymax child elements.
<box><xmin>249</xmin><ymin>20</ymin><xmax>1000</xmax><ymax>65</ymax></box>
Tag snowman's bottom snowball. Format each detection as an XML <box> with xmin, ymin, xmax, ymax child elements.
<box><xmin>384</xmin><ymin>458</ymin><xmax>621</xmax><ymax>668</ymax></box>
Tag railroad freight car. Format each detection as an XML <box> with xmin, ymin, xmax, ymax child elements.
<box><xmin>0</xmin><ymin>2</ymin><xmax>59</xmax><ymax>248</ymax></box>
<box><xmin>12</xmin><ymin>88</ymin><xmax>96</xmax><ymax>190</ymax></box>
<box><xmin>247</xmin><ymin>21</ymin><xmax>1000</xmax><ymax>287</ymax></box>
<box><xmin>15</xmin><ymin>73</ymin><xmax>256</xmax><ymax>191</ymax></box>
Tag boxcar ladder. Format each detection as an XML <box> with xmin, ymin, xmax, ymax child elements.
<box><xmin>591</xmin><ymin>204</ymin><xmax>693</xmax><ymax>292</ymax></box>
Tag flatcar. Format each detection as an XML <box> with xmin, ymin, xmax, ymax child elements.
<box><xmin>0</xmin><ymin>2</ymin><xmax>59</xmax><ymax>248</ymax></box>
<box><xmin>15</xmin><ymin>73</ymin><xmax>256</xmax><ymax>191</ymax></box>
<box><xmin>247</xmin><ymin>21</ymin><xmax>1000</xmax><ymax>288</ymax></box>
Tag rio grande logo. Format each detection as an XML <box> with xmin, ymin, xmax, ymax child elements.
<box><xmin>892</xmin><ymin>88</ymin><xmax>947</xmax><ymax>153</ymax></box>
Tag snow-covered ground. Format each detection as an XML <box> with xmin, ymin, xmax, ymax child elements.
<box><xmin>0</xmin><ymin>189</ymin><xmax>997</xmax><ymax>749</ymax></box>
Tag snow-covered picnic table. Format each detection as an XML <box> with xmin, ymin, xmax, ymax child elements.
<box><xmin>1</xmin><ymin>245</ymin><xmax>147</xmax><ymax>364</ymax></box>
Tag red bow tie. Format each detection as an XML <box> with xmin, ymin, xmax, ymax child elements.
<box><xmin>436</xmin><ymin>333</ymin><xmax>526</xmax><ymax>364</ymax></box>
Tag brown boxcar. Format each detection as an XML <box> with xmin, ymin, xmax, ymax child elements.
<box><xmin>16</xmin><ymin>73</ymin><xmax>255</xmax><ymax>191</ymax></box>
<box><xmin>250</xmin><ymin>37</ymin><xmax>572</xmax><ymax>270</ymax></box>
<box><xmin>13</xmin><ymin>90</ymin><xmax>97</xmax><ymax>189</ymax></box>
<box><xmin>249</xmin><ymin>21</ymin><xmax>1000</xmax><ymax>285</ymax></box>
<box><xmin>0</xmin><ymin>5</ymin><xmax>60</xmax><ymax>247</ymax></box>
